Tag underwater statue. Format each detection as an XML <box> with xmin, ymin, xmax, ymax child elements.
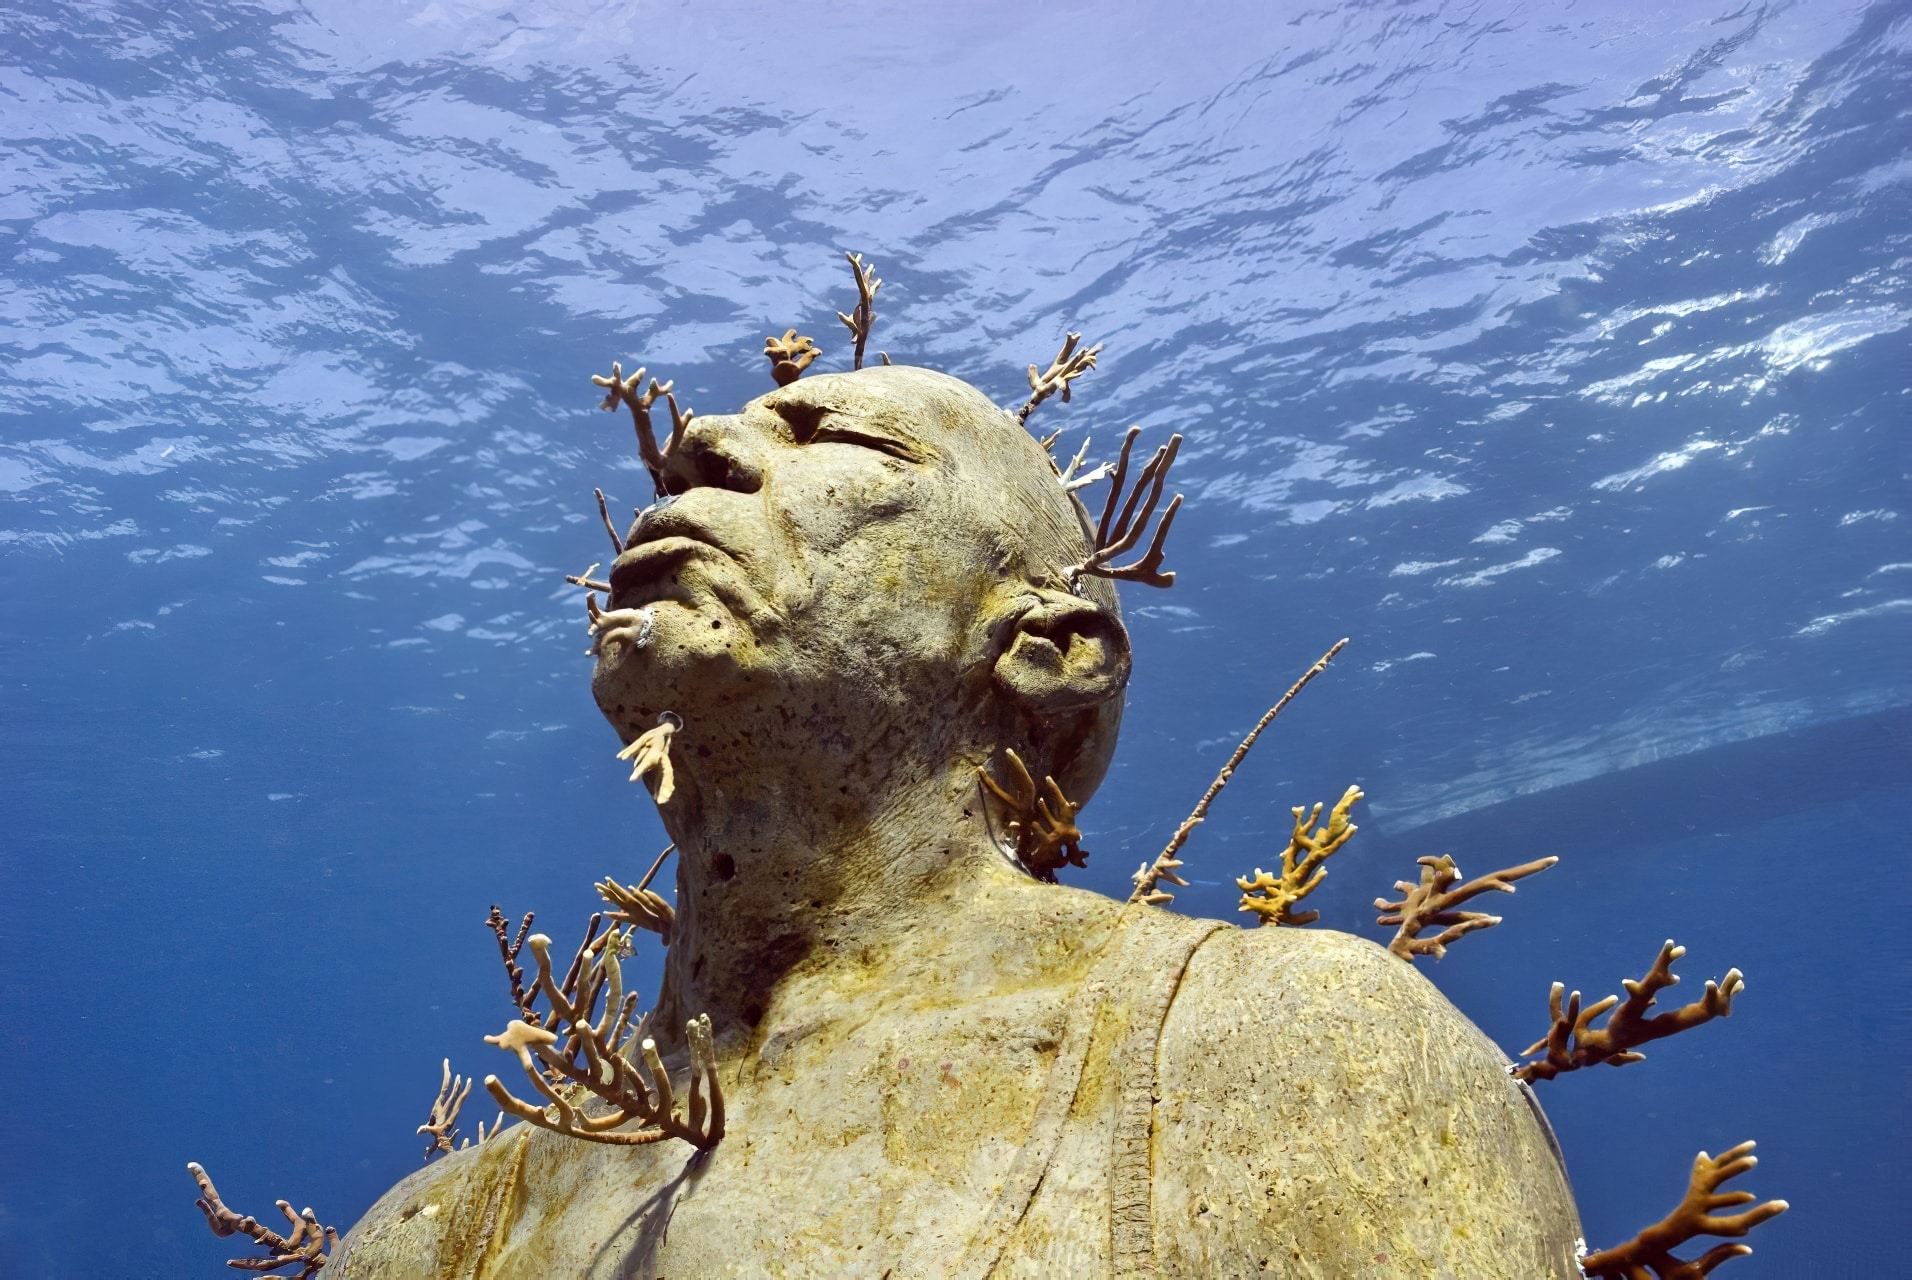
<box><xmin>193</xmin><ymin>257</ymin><xmax>1785</xmax><ymax>1280</ymax></box>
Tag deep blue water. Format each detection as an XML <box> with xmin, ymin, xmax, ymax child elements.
<box><xmin>1</xmin><ymin>1</ymin><xmax>1906</xmax><ymax>1275</ymax></box>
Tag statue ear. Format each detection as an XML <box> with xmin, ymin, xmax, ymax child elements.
<box><xmin>993</xmin><ymin>589</ymin><xmax>1131</xmax><ymax>715</ymax></box>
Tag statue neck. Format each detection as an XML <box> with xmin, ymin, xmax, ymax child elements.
<box><xmin>650</xmin><ymin>750</ymin><xmax>1021</xmax><ymax>1043</ymax></box>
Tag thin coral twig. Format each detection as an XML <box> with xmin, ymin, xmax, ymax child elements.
<box><xmin>837</xmin><ymin>252</ymin><xmax>882</xmax><ymax>371</ymax></box>
<box><xmin>566</xmin><ymin>562</ymin><xmax>613</xmax><ymax>593</ymax></box>
<box><xmin>1237</xmin><ymin>785</ymin><xmax>1363</xmax><ymax>926</ymax></box>
<box><xmin>595</xmin><ymin>488</ymin><xmax>624</xmax><ymax>554</ymax></box>
<box><xmin>1130</xmin><ymin>639</ymin><xmax>1349</xmax><ymax>906</ymax></box>
<box><xmin>1375</xmin><ymin>853</ymin><xmax>1557</xmax><ymax>960</ymax></box>
<box><xmin>486</xmin><ymin>905</ymin><xmax>539</xmax><ymax>1025</ymax></box>
<box><xmin>1580</xmin><ymin>1142</ymin><xmax>1786</xmax><ymax>1279</ymax></box>
<box><xmin>1513</xmin><ymin>941</ymin><xmax>1744</xmax><ymax>1084</ymax></box>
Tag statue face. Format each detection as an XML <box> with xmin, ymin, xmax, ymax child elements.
<box><xmin>591</xmin><ymin>365</ymin><xmax>1126</xmax><ymax>792</ymax></box>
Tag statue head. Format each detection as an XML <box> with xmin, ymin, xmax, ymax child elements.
<box><xmin>589</xmin><ymin>365</ymin><xmax>1131</xmax><ymax>832</ymax></box>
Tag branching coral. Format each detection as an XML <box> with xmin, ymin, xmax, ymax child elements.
<box><xmin>617</xmin><ymin>711</ymin><xmax>682</xmax><ymax>804</ymax></box>
<box><xmin>596</xmin><ymin>843</ymin><xmax>677</xmax><ymax>944</ymax></box>
<box><xmin>592</xmin><ymin>361</ymin><xmax>691</xmax><ymax>497</ymax></box>
<box><xmin>482</xmin><ymin>925</ymin><xmax>724</xmax><ymax>1150</ymax></box>
<box><xmin>1512</xmin><ymin>940</ymin><xmax>1744</xmax><ymax>1084</ymax></box>
<box><xmin>486</xmin><ymin>905</ymin><xmax>541</xmax><ymax>1027</ymax></box>
<box><xmin>1374</xmin><ymin>852</ymin><xmax>1557</xmax><ymax>960</ymax></box>
<box><xmin>1129</xmin><ymin>639</ymin><xmax>1350</xmax><ymax>906</ymax></box>
<box><xmin>836</xmin><ymin>251</ymin><xmax>881</xmax><ymax>370</ymax></box>
<box><xmin>418</xmin><ymin>1058</ymin><xmax>473</xmax><ymax>1158</ymax></box>
<box><xmin>566</xmin><ymin>561</ymin><xmax>613</xmax><ymax>594</ymax></box>
<box><xmin>1017</xmin><ymin>332</ymin><xmax>1102</xmax><ymax>424</ymax></box>
<box><xmin>1056</xmin><ymin>433</ymin><xmax>1114</xmax><ymax>491</ymax></box>
<box><xmin>187</xmin><ymin>1162</ymin><xmax>339</xmax><ymax>1278</ymax></box>
<box><xmin>764</xmin><ymin>329</ymin><xmax>822</xmax><ymax>386</ymax></box>
<box><xmin>1580</xmin><ymin>1143</ymin><xmax>1787</xmax><ymax>1278</ymax></box>
<box><xmin>1069</xmin><ymin>426</ymin><xmax>1184</xmax><ymax>588</ymax></box>
<box><xmin>978</xmin><ymin>748</ymin><xmax>1088</xmax><ymax>882</ymax></box>
<box><xmin>418</xmin><ymin>1059</ymin><xmax>504</xmax><ymax>1160</ymax></box>
<box><xmin>1237</xmin><ymin>785</ymin><xmax>1363</xmax><ymax>926</ymax></box>
<box><xmin>584</xmin><ymin>594</ymin><xmax>654</xmax><ymax>660</ymax></box>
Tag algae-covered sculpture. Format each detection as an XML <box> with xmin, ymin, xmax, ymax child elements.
<box><xmin>294</xmin><ymin>254</ymin><xmax>1783</xmax><ymax>1277</ymax></box>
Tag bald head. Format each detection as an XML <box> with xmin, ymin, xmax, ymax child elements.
<box><xmin>590</xmin><ymin>364</ymin><xmax>1130</xmax><ymax>811</ymax></box>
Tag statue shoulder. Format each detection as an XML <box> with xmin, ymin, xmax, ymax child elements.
<box><xmin>1152</xmin><ymin>924</ymin><xmax>1584</xmax><ymax>1278</ymax></box>
<box><xmin>332</xmin><ymin>1128</ymin><xmax>536</xmax><ymax>1279</ymax></box>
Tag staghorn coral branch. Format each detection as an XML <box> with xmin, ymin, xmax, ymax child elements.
<box><xmin>595</xmin><ymin>488</ymin><xmax>624</xmax><ymax>554</ymax></box>
<box><xmin>597</xmin><ymin>843</ymin><xmax>678</xmax><ymax>944</ymax></box>
<box><xmin>617</xmin><ymin>711</ymin><xmax>682</xmax><ymax>804</ymax></box>
<box><xmin>1017</xmin><ymin>332</ymin><xmax>1102</xmax><ymax>424</ymax></box>
<box><xmin>417</xmin><ymin>1058</ymin><xmax>474</xmax><ymax>1160</ymax></box>
<box><xmin>1581</xmin><ymin>1142</ymin><xmax>1787</xmax><ymax>1279</ymax></box>
<box><xmin>979</xmin><ymin>748</ymin><xmax>1088</xmax><ymax>883</ymax></box>
<box><xmin>591</xmin><ymin>361</ymin><xmax>676</xmax><ymax>496</ymax></box>
<box><xmin>1513</xmin><ymin>940</ymin><xmax>1744</xmax><ymax>1084</ymax></box>
<box><xmin>482</xmin><ymin>926</ymin><xmax>724</xmax><ymax>1151</ymax></box>
<box><xmin>1070</xmin><ymin>426</ymin><xmax>1184</xmax><ymax>588</ymax></box>
<box><xmin>836</xmin><ymin>252</ymin><xmax>881</xmax><ymax>370</ymax></box>
<box><xmin>187</xmin><ymin>1163</ymin><xmax>339</xmax><ymax>1279</ymax></box>
<box><xmin>1238</xmin><ymin>785</ymin><xmax>1363</xmax><ymax>927</ymax></box>
<box><xmin>1375</xmin><ymin>853</ymin><xmax>1558</xmax><ymax>961</ymax></box>
<box><xmin>764</xmin><ymin>328</ymin><xmax>822</xmax><ymax>386</ymax></box>
<box><xmin>566</xmin><ymin>562</ymin><xmax>613</xmax><ymax>594</ymax></box>
<box><xmin>1130</xmin><ymin>639</ymin><xmax>1349</xmax><ymax>906</ymax></box>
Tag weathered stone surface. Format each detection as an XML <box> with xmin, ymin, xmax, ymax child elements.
<box><xmin>334</xmin><ymin>365</ymin><xmax>1579</xmax><ymax>1277</ymax></box>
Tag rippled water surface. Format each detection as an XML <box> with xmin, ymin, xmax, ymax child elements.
<box><xmin>2</xmin><ymin>2</ymin><xmax>1906</xmax><ymax>1274</ymax></box>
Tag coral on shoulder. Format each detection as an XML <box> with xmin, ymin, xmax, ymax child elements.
<box><xmin>1237</xmin><ymin>785</ymin><xmax>1362</xmax><ymax>926</ymax></box>
<box><xmin>1513</xmin><ymin>940</ymin><xmax>1744</xmax><ymax>1084</ymax></box>
<box><xmin>1129</xmin><ymin>639</ymin><xmax>1349</xmax><ymax>906</ymax></box>
<box><xmin>1375</xmin><ymin>851</ymin><xmax>1557</xmax><ymax>960</ymax></box>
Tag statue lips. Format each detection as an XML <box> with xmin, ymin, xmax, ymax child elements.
<box><xmin>609</xmin><ymin>508</ymin><xmax>747</xmax><ymax>609</ymax></box>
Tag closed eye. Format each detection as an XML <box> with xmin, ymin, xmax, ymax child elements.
<box><xmin>775</xmin><ymin>401</ymin><xmax>930</xmax><ymax>463</ymax></box>
<box><xmin>809</xmin><ymin>424</ymin><xmax>929</xmax><ymax>463</ymax></box>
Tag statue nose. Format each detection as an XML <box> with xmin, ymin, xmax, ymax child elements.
<box><xmin>662</xmin><ymin>414</ymin><xmax>765</xmax><ymax>496</ymax></box>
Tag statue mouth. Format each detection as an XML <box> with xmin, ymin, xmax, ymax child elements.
<box><xmin>610</xmin><ymin>503</ymin><xmax>746</xmax><ymax>608</ymax></box>
<box><xmin>609</xmin><ymin>536</ymin><xmax>730</xmax><ymax>601</ymax></box>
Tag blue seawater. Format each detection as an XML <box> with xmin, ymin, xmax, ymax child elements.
<box><xmin>1</xmin><ymin>2</ymin><xmax>1905</xmax><ymax>1275</ymax></box>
